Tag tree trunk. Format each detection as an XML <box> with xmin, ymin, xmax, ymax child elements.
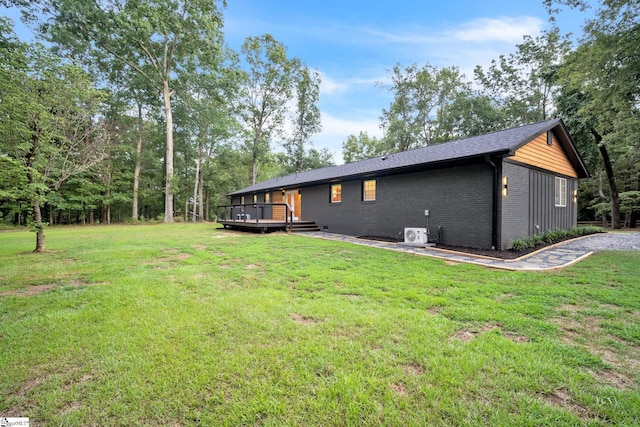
<box><xmin>89</xmin><ymin>209</ymin><xmax>94</xmax><ymax>225</ymax></box>
<box><xmin>251</xmin><ymin>129</ymin><xmax>261</xmax><ymax>185</ymax></box>
<box><xmin>198</xmin><ymin>169</ymin><xmax>204</xmax><ymax>221</ymax></box>
<box><xmin>204</xmin><ymin>187</ymin><xmax>210</xmax><ymax>221</ymax></box>
<box><xmin>163</xmin><ymin>79</ymin><xmax>174</xmax><ymax>223</ymax></box>
<box><xmin>192</xmin><ymin>137</ymin><xmax>203</xmax><ymax>222</ymax></box>
<box><xmin>33</xmin><ymin>197</ymin><xmax>45</xmax><ymax>252</ymax></box>
<box><xmin>598</xmin><ymin>172</ymin><xmax>608</xmax><ymax>228</ymax></box>
<box><xmin>251</xmin><ymin>159</ymin><xmax>258</xmax><ymax>185</ymax></box>
<box><xmin>132</xmin><ymin>100</ymin><xmax>143</xmax><ymax>222</ymax></box>
<box><xmin>591</xmin><ymin>128</ymin><xmax>621</xmax><ymax>229</ymax></box>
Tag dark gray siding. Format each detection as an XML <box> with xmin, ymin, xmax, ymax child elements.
<box><xmin>500</xmin><ymin>162</ymin><xmax>531</xmax><ymax>250</ymax></box>
<box><xmin>529</xmin><ymin>170</ymin><xmax>577</xmax><ymax>234</ymax></box>
<box><xmin>499</xmin><ymin>164</ymin><xmax>578</xmax><ymax>248</ymax></box>
<box><xmin>301</xmin><ymin>163</ymin><xmax>495</xmax><ymax>249</ymax></box>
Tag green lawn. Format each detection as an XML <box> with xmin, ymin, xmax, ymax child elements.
<box><xmin>0</xmin><ymin>224</ymin><xmax>638</xmax><ymax>426</ymax></box>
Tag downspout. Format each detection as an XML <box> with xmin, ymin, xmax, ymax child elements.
<box><xmin>485</xmin><ymin>156</ymin><xmax>499</xmax><ymax>250</ymax></box>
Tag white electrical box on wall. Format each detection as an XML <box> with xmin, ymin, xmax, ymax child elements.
<box><xmin>424</xmin><ymin>210</ymin><xmax>430</xmax><ymax>216</ymax></box>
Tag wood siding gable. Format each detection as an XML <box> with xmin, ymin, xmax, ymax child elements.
<box><xmin>511</xmin><ymin>132</ymin><xmax>578</xmax><ymax>178</ymax></box>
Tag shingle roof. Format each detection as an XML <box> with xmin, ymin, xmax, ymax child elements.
<box><xmin>229</xmin><ymin>118</ymin><xmax>588</xmax><ymax>196</ymax></box>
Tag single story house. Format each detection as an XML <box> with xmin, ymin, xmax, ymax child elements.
<box><xmin>225</xmin><ymin>118</ymin><xmax>589</xmax><ymax>250</ymax></box>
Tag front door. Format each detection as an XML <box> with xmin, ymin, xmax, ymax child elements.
<box><xmin>285</xmin><ymin>190</ymin><xmax>300</xmax><ymax>221</ymax></box>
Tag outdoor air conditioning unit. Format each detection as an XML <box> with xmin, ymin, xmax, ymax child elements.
<box><xmin>404</xmin><ymin>227</ymin><xmax>428</xmax><ymax>245</ymax></box>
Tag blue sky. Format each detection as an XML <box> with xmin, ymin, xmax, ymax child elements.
<box><xmin>2</xmin><ymin>1</ymin><xmax>591</xmax><ymax>162</ymax></box>
<box><xmin>221</xmin><ymin>0</ymin><xmax>590</xmax><ymax>162</ymax></box>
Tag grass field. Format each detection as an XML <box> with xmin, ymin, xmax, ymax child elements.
<box><xmin>0</xmin><ymin>223</ymin><xmax>639</xmax><ymax>426</ymax></box>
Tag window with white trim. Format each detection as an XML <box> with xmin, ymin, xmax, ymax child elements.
<box><xmin>363</xmin><ymin>179</ymin><xmax>376</xmax><ymax>201</ymax></box>
<box><xmin>555</xmin><ymin>177</ymin><xmax>567</xmax><ymax>207</ymax></box>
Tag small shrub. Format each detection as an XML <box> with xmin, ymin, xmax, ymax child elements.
<box><xmin>509</xmin><ymin>226</ymin><xmax>602</xmax><ymax>252</ymax></box>
<box><xmin>511</xmin><ymin>239</ymin><xmax>532</xmax><ymax>251</ymax></box>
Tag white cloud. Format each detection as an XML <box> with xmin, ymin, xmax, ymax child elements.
<box><xmin>320</xmin><ymin>112</ymin><xmax>382</xmax><ymax>138</ymax></box>
<box><xmin>361</xmin><ymin>16</ymin><xmax>544</xmax><ymax>47</ymax></box>
<box><xmin>319</xmin><ymin>73</ymin><xmax>349</xmax><ymax>96</ymax></box>
<box><xmin>452</xmin><ymin>16</ymin><xmax>544</xmax><ymax>43</ymax></box>
<box><xmin>311</xmin><ymin>112</ymin><xmax>384</xmax><ymax>164</ymax></box>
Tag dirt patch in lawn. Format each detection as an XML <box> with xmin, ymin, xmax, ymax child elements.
<box><xmin>389</xmin><ymin>383</ymin><xmax>408</xmax><ymax>397</ymax></box>
<box><xmin>0</xmin><ymin>280</ymin><xmax>109</xmax><ymax>296</ymax></box>
<box><xmin>402</xmin><ymin>363</ymin><xmax>425</xmax><ymax>376</ymax></box>
<box><xmin>427</xmin><ymin>307</ymin><xmax>441</xmax><ymax>315</ymax></box>
<box><xmin>60</xmin><ymin>401</ymin><xmax>82</xmax><ymax>416</ymax></box>
<box><xmin>451</xmin><ymin>324</ymin><xmax>529</xmax><ymax>343</ymax></box>
<box><xmin>290</xmin><ymin>313</ymin><xmax>321</xmax><ymax>325</ymax></box>
<box><xmin>148</xmin><ymin>251</ymin><xmax>192</xmax><ymax>269</ymax></box>
<box><xmin>551</xmin><ymin>305</ymin><xmax>640</xmax><ymax>390</ymax></box>
<box><xmin>542</xmin><ymin>389</ymin><xmax>591</xmax><ymax>421</ymax></box>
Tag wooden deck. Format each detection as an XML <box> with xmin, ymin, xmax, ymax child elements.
<box><xmin>218</xmin><ymin>219</ymin><xmax>320</xmax><ymax>233</ymax></box>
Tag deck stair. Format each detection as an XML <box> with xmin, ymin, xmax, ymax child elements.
<box><xmin>290</xmin><ymin>221</ymin><xmax>320</xmax><ymax>232</ymax></box>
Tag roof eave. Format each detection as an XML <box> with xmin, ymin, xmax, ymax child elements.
<box><xmin>228</xmin><ymin>150</ymin><xmax>512</xmax><ymax>196</ymax></box>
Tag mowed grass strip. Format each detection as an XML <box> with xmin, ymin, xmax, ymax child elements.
<box><xmin>0</xmin><ymin>224</ymin><xmax>638</xmax><ymax>426</ymax></box>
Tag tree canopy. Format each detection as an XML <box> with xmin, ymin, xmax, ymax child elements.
<box><xmin>1</xmin><ymin>0</ymin><xmax>638</xmax><ymax>239</ymax></box>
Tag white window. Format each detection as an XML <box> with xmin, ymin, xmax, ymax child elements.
<box><xmin>555</xmin><ymin>177</ymin><xmax>567</xmax><ymax>207</ymax></box>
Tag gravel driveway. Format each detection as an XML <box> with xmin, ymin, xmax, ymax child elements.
<box><xmin>558</xmin><ymin>232</ymin><xmax>640</xmax><ymax>251</ymax></box>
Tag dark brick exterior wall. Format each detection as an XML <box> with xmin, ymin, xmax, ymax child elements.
<box><xmin>229</xmin><ymin>161</ymin><xmax>577</xmax><ymax>250</ymax></box>
<box><xmin>300</xmin><ymin>163</ymin><xmax>495</xmax><ymax>249</ymax></box>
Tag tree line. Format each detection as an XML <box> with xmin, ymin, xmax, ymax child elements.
<box><xmin>344</xmin><ymin>0</ymin><xmax>639</xmax><ymax>230</ymax></box>
<box><xmin>0</xmin><ymin>0</ymin><xmax>638</xmax><ymax>252</ymax></box>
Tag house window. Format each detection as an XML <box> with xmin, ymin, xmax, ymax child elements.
<box><xmin>265</xmin><ymin>193</ymin><xmax>270</xmax><ymax>203</ymax></box>
<box><xmin>253</xmin><ymin>194</ymin><xmax>257</xmax><ymax>203</ymax></box>
<box><xmin>363</xmin><ymin>179</ymin><xmax>376</xmax><ymax>201</ymax></box>
<box><xmin>240</xmin><ymin>195</ymin><xmax>245</xmax><ymax>205</ymax></box>
<box><xmin>331</xmin><ymin>184</ymin><xmax>342</xmax><ymax>203</ymax></box>
<box><xmin>555</xmin><ymin>177</ymin><xmax>567</xmax><ymax>207</ymax></box>
<box><xmin>547</xmin><ymin>130</ymin><xmax>553</xmax><ymax>146</ymax></box>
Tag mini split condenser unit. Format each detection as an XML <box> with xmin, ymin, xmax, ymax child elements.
<box><xmin>404</xmin><ymin>227</ymin><xmax>428</xmax><ymax>245</ymax></box>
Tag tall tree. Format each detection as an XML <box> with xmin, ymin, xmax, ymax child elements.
<box><xmin>0</xmin><ymin>37</ymin><xmax>108</xmax><ymax>251</ymax></box>
<box><xmin>474</xmin><ymin>27</ymin><xmax>572</xmax><ymax>125</ymax></box>
<box><xmin>380</xmin><ymin>63</ymin><xmax>471</xmax><ymax>151</ymax></box>
<box><xmin>239</xmin><ymin>34</ymin><xmax>298</xmax><ymax>184</ymax></box>
<box><xmin>342</xmin><ymin>132</ymin><xmax>386</xmax><ymax>163</ymax></box>
<box><xmin>15</xmin><ymin>0</ymin><xmax>227</xmax><ymax>223</ymax></box>
<box><xmin>548</xmin><ymin>0</ymin><xmax>639</xmax><ymax>228</ymax></box>
<box><xmin>174</xmin><ymin>67</ymin><xmax>241</xmax><ymax>222</ymax></box>
<box><xmin>283</xmin><ymin>65</ymin><xmax>322</xmax><ymax>172</ymax></box>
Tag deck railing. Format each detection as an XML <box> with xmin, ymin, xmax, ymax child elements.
<box><xmin>216</xmin><ymin>203</ymin><xmax>294</xmax><ymax>230</ymax></box>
